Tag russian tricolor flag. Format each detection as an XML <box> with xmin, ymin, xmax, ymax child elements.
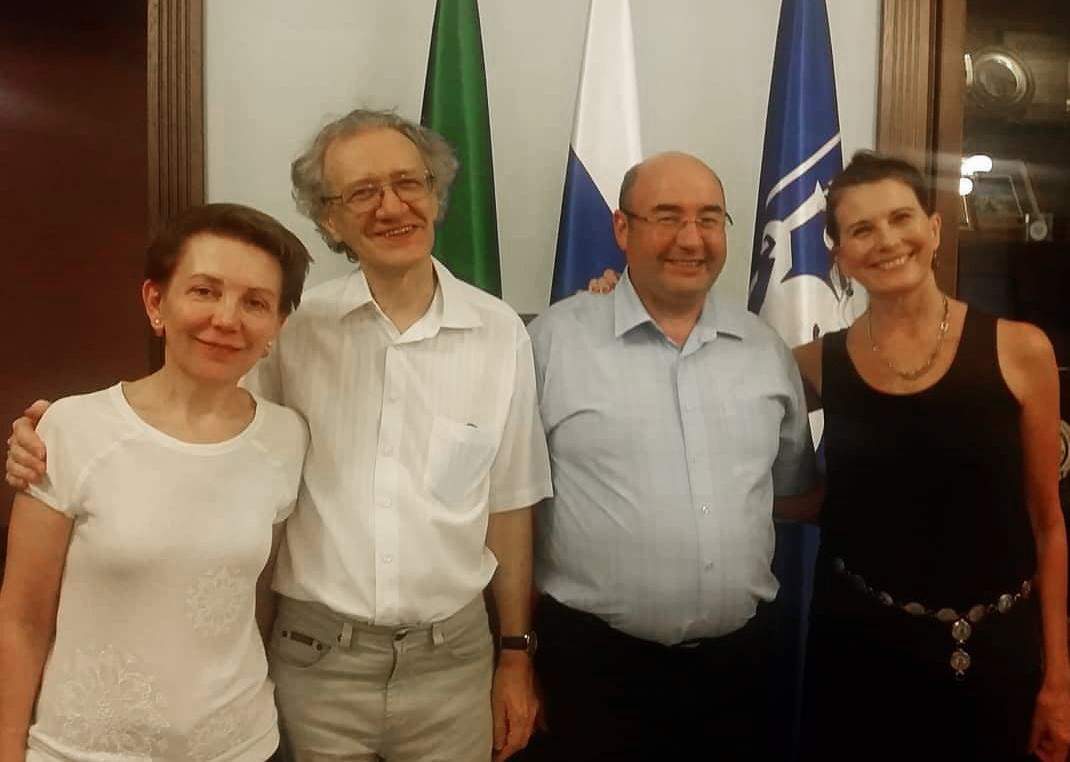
<box><xmin>550</xmin><ymin>0</ymin><xmax>642</xmax><ymax>303</ymax></box>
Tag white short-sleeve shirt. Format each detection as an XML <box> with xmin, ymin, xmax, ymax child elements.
<box><xmin>25</xmin><ymin>384</ymin><xmax>308</xmax><ymax>762</ymax></box>
<box><xmin>244</xmin><ymin>259</ymin><xmax>553</xmax><ymax>625</ymax></box>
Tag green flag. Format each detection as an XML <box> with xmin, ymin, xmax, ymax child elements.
<box><xmin>421</xmin><ymin>0</ymin><xmax>502</xmax><ymax>296</ymax></box>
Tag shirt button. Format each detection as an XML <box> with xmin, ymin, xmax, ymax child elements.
<box><xmin>382</xmin><ymin>555</ymin><xmax>394</xmax><ymax>564</ymax></box>
<box><xmin>700</xmin><ymin>505</ymin><xmax>709</xmax><ymax>515</ymax></box>
<box><xmin>704</xmin><ymin>562</ymin><xmax>714</xmax><ymax>571</ymax></box>
<box><xmin>377</xmin><ymin>495</ymin><xmax>392</xmax><ymax>508</ymax></box>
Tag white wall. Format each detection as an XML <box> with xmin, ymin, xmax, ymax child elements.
<box><xmin>205</xmin><ymin>0</ymin><xmax>880</xmax><ymax>315</ymax></box>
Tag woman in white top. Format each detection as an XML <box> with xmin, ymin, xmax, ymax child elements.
<box><xmin>0</xmin><ymin>204</ymin><xmax>312</xmax><ymax>762</ymax></box>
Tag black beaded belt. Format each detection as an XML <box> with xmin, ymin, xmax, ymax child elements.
<box><xmin>833</xmin><ymin>557</ymin><xmax>1033</xmax><ymax>679</ymax></box>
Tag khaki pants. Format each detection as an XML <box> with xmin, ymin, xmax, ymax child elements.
<box><xmin>269</xmin><ymin>595</ymin><xmax>493</xmax><ymax>762</ymax></box>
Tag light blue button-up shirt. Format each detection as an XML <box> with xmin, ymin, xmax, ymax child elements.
<box><xmin>528</xmin><ymin>272</ymin><xmax>816</xmax><ymax>645</ymax></box>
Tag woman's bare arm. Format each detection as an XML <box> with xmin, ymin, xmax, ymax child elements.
<box><xmin>0</xmin><ymin>493</ymin><xmax>72</xmax><ymax>762</ymax></box>
<box><xmin>998</xmin><ymin>319</ymin><xmax>1070</xmax><ymax>762</ymax></box>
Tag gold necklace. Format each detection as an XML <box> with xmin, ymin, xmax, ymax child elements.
<box><xmin>866</xmin><ymin>295</ymin><xmax>950</xmax><ymax>381</ymax></box>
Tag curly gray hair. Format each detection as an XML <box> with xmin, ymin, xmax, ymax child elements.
<box><xmin>291</xmin><ymin>108</ymin><xmax>460</xmax><ymax>261</ymax></box>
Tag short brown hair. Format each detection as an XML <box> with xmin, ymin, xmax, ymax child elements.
<box><xmin>825</xmin><ymin>151</ymin><xmax>933</xmax><ymax>245</ymax></box>
<box><xmin>145</xmin><ymin>203</ymin><xmax>312</xmax><ymax>315</ymax></box>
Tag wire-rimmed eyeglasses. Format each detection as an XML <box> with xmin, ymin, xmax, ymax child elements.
<box><xmin>621</xmin><ymin>208</ymin><xmax>734</xmax><ymax>233</ymax></box>
<box><xmin>322</xmin><ymin>170</ymin><xmax>435</xmax><ymax>214</ymax></box>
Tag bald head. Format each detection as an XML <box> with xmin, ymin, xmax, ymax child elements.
<box><xmin>618</xmin><ymin>152</ymin><xmax>725</xmax><ymax>211</ymax></box>
<box><xmin>611</xmin><ymin>150</ymin><xmax>730</xmax><ymax>315</ymax></box>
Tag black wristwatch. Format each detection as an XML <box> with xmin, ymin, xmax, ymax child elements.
<box><xmin>499</xmin><ymin>631</ymin><xmax>538</xmax><ymax>656</ymax></box>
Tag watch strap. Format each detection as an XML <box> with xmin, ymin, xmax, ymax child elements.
<box><xmin>499</xmin><ymin>631</ymin><xmax>538</xmax><ymax>654</ymax></box>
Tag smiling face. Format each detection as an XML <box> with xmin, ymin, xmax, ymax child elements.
<box><xmin>320</xmin><ymin>128</ymin><xmax>439</xmax><ymax>277</ymax></box>
<box><xmin>830</xmin><ymin>178</ymin><xmax>942</xmax><ymax>296</ymax></box>
<box><xmin>613</xmin><ymin>153</ymin><xmax>728</xmax><ymax>312</ymax></box>
<box><xmin>145</xmin><ymin>233</ymin><xmax>285</xmax><ymax>386</ymax></box>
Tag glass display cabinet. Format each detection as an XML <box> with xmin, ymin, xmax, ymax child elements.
<box><xmin>879</xmin><ymin>0</ymin><xmax>1070</xmax><ymax>536</ymax></box>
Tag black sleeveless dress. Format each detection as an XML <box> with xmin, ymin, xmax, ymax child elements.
<box><xmin>801</xmin><ymin>308</ymin><xmax>1042</xmax><ymax>761</ymax></box>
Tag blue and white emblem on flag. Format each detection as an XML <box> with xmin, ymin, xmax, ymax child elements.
<box><xmin>748</xmin><ymin>0</ymin><xmax>865</xmax><ymax>349</ymax></box>
<box><xmin>550</xmin><ymin>0</ymin><xmax>642</xmax><ymax>303</ymax></box>
<box><xmin>748</xmin><ymin>3</ymin><xmax>866</xmax><ymax>757</ymax></box>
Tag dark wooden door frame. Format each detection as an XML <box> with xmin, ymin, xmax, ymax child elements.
<box><xmin>148</xmin><ymin>0</ymin><xmax>204</xmax><ymax>235</ymax></box>
<box><xmin>876</xmin><ymin>0</ymin><xmax>966</xmax><ymax>296</ymax></box>
<box><xmin>1</xmin><ymin>1</ymin><xmax>203</xmax><ymax>571</ymax></box>
<box><xmin>146</xmin><ymin>0</ymin><xmax>203</xmax><ymax>368</ymax></box>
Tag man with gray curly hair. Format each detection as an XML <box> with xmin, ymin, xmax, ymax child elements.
<box><xmin>253</xmin><ymin>109</ymin><xmax>552</xmax><ymax>762</ymax></box>
<box><xmin>290</xmin><ymin>109</ymin><xmax>460</xmax><ymax>263</ymax></box>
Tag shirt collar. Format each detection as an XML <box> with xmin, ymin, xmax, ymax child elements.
<box><xmin>335</xmin><ymin>257</ymin><xmax>482</xmax><ymax>330</ymax></box>
<box><xmin>612</xmin><ymin>269</ymin><xmax>747</xmax><ymax>343</ymax></box>
<box><xmin>432</xmin><ymin>258</ymin><xmax>483</xmax><ymax>329</ymax></box>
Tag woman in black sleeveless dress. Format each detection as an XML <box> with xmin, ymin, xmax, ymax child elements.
<box><xmin>795</xmin><ymin>153</ymin><xmax>1070</xmax><ymax>761</ymax></box>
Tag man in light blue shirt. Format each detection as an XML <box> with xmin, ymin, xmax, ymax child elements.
<box><xmin>524</xmin><ymin>152</ymin><xmax>819</xmax><ymax>761</ymax></box>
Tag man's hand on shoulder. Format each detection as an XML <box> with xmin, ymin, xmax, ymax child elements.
<box><xmin>5</xmin><ymin>400</ymin><xmax>50</xmax><ymax>490</ymax></box>
<box><xmin>587</xmin><ymin>269</ymin><xmax>620</xmax><ymax>294</ymax></box>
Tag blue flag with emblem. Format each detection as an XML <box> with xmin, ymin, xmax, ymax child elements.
<box><xmin>747</xmin><ymin>0</ymin><xmax>865</xmax><ymax>756</ymax></box>
<box><xmin>749</xmin><ymin>0</ymin><xmax>864</xmax><ymax>345</ymax></box>
<box><xmin>550</xmin><ymin>0</ymin><xmax>642</xmax><ymax>303</ymax></box>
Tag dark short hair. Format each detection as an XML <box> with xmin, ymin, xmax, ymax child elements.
<box><xmin>825</xmin><ymin>151</ymin><xmax>933</xmax><ymax>245</ymax></box>
<box><xmin>145</xmin><ymin>203</ymin><xmax>312</xmax><ymax>315</ymax></box>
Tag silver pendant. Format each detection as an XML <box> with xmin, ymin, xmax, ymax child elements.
<box><xmin>950</xmin><ymin>648</ymin><xmax>971</xmax><ymax>679</ymax></box>
<box><xmin>935</xmin><ymin>607</ymin><xmax>958</xmax><ymax>623</ymax></box>
<box><xmin>951</xmin><ymin>618</ymin><xmax>973</xmax><ymax>643</ymax></box>
<box><xmin>997</xmin><ymin>594</ymin><xmax>1015</xmax><ymax>614</ymax></box>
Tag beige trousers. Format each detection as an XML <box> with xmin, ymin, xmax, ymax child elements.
<box><xmin>269</xmin><ymin>595</ymin><xmax>493</xmax><ymax>762</ymax></box>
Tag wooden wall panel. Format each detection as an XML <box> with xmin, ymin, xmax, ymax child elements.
<box><xmin>0</xmin><ymin>0</ymin><xmax>203</xmax><ymax>576</ymax></box>
<box><xmin>877</xmin><ymin>0</ymin><xmax>937</xmax><ymax>165</ymax></box>
<box><xmin>147</xmin><ymin>0</ymin><xmax>205</xmax><ymax>237</ymax></box>
<box><xmin>876</xmin><ymin>0</ymin><xmax>966</xmax><ymax>294</ymax></box>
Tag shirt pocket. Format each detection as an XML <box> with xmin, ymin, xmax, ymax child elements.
<box><xmin>720</xmin><ymin>396</ymin><xmax>783</xmax><ymax>471</ymax></box>
<box><xmin>424</xmin><ymin>416</ymin><xmax>498</xmax><ymax>507</ymax></box>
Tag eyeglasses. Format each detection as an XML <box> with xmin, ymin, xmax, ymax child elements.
<box><xmin>621</xmin><ymin>208</ymin><xmax>734</xmax><ymax>233</ymax></box>
<box><xmin>322</xmin><ymin>171</ymin><xmax>435</xmax><ymax>214</ymax></box>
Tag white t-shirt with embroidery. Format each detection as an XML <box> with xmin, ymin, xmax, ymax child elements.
<box><xmin>24</xmin><ymin>383</ymin><xmax>308</xmax><ymax>762</ymax></box>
